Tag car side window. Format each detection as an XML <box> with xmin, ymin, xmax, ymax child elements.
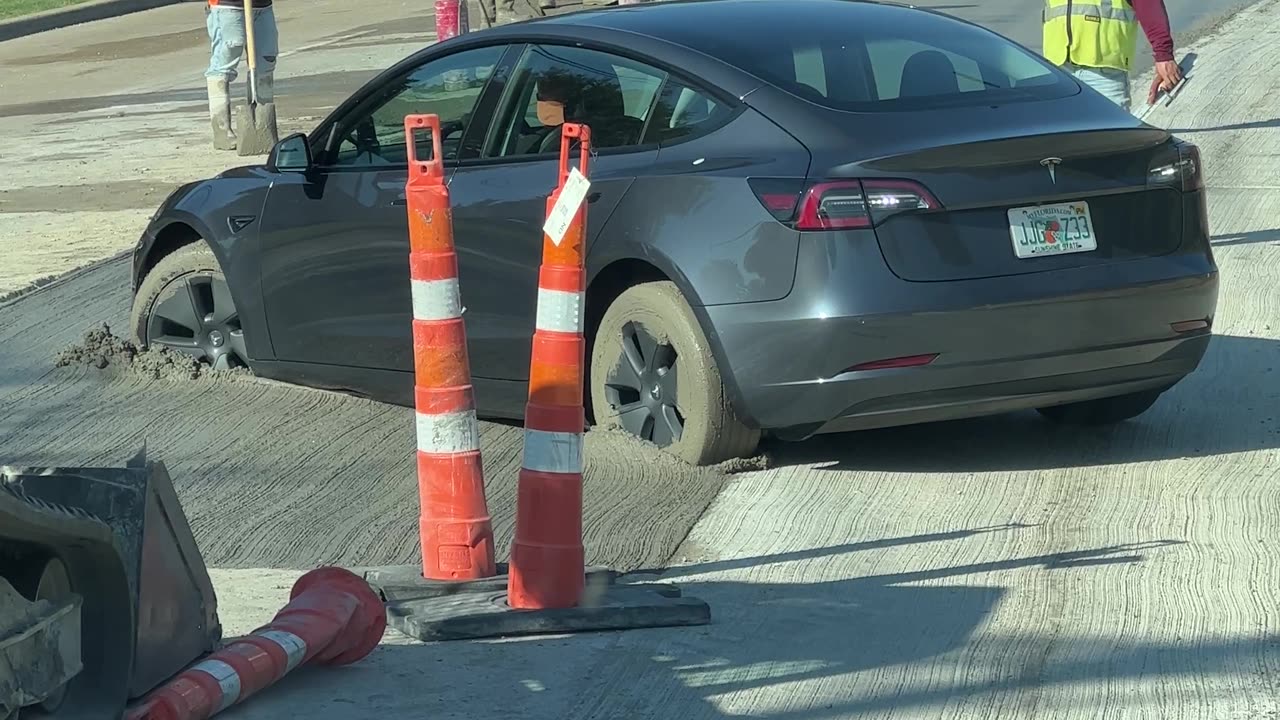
<box><xmin>488</xmin><ymin>45</ymin><xmax>666</xmax><ymax>159</ymax></box>
<box><xmin>331</xmin><ymin>45</ymin><xmax>507</xmax><ymax>168</ymax></box>
<box><xmin>641</xmin><ymin>78</ymin><xmax>733</xmax><ymax>145</ymax></box>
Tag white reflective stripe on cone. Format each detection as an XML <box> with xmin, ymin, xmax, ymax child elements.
<box><xmin>411</xmin><ymin>278</ymin><xmax>462</xmax><ymax>321</ymax></box>
<box><xmin>257</xmin><ymin>629</ymin><xmax>308</xmax><ymax>673</ymax></box>
<box><xmin>192</xmin><ymin>658</ymin><xmax>241</xmax><ymax>713</ymax></box>
<box><xmin>521</xmin><ymin>429</ymin><xmax>583</xmax><ymax>474</ymax></box>
<box><xmin>534</xmin><ymin>288</ymin><xmax>585</xmax><ymax>334</ymax></box>
<box><xmin>417</xmin><ymin>409</ymin><xmax>481</xmax><ymax>454</ymax></box>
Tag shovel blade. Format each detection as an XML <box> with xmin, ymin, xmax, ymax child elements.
<box><xmin>235</xmin><ymin>102</ymin><xmax>279</xmax><ymax>156</ymax></box>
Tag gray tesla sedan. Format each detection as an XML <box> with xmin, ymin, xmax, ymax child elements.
<box><xmin>129</xmin><ymin>0</ymin><xmax>1218</xmax><ymax>465</ymax></box>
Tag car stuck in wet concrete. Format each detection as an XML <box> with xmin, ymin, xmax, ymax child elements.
<box><xmin>129</xmin><ymin>0</ymin><xmax>1217</xmax><ymax>467</ymax></box>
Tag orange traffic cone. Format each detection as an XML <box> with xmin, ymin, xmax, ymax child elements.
<box><xmin>375</xmin><ymin>122</ymin><xmax>709</xmax><ymax>642</ymax></box>
<box><xmin>507</xmin><ymin>124</ymin><xmax>593</xmax><ymax>610</ymax></box>
<box><xmin>125</xmin><ymin>567</ymin><xmax>385</xmax><ymax>720</ymax></box>
<box><xmin>405</xmin><ymin>114</ymin><xmax>495</xmax><ymax>581</ymax></box>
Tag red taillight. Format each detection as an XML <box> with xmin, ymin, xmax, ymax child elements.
<box><xmin>749</xmin><ymin>178</ymin><xmax>941</xmax><ymax>230</ymax></box>
<box><xmin>797</xmin><ymin>181</ymin><xmax>871</xmax><ymax>230</ymax></box>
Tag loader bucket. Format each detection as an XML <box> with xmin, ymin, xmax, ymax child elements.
<box><xmin>0</xmin><ymin>450</ymin><xmax>220</xmax><ymax>719</ymax></box>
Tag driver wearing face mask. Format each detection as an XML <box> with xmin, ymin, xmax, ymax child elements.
<box><xmin>520</xmin><ymin>72</ymin><xmax>580</xmax><ymax>155</ymax></box>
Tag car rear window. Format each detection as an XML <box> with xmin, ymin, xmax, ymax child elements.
<box><xmin>614</xmin><ymin>1</ymin><xmax>1077</xmax><ymax>112</ymax></box>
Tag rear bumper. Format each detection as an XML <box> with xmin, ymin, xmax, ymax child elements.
<box><xmin>698</xmin><ymin>235</ymin><xmax>1219</xmax><ymax>437</ymax></box>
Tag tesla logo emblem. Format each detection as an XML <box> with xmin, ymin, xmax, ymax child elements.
<box><xmin>1040</xmin><ymin>157</ymin><xmax>1062</xmax><ymax>185</ymax></box>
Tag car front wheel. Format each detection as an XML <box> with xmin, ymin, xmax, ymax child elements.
<box><xmin>589</xmin><ymin>281</ymin><xmax>760</xmax><ymax>465</ymax></box>
<box><xmin>1035</xmin><ymin>387</ymin><xmax>1169</xmax><ymax>426</ymax></box>
<box><xmin>130</xmin><ymin>244</ymin><xmax>249</xmax><ymax>370</ymax></box>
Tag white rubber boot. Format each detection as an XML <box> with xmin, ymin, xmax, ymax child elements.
<box><xmin>207</xmin><ymin>77</ymin><xmax>237</xmax><ymax>151</ymax></box>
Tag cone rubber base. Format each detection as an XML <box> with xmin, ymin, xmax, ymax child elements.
<box><xmin>362</xmin><ymin>563</ymin><xmax>616</xmax><ymax>602</ymax></box>
<box><xmin>385</xmin><ymin>582</ymin><xmax>710</xmax><ymax>642</ymax></box>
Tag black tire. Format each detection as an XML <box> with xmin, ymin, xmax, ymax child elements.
<box><xmin>130</xmin><ymin>244</ymin><xmax>249</xmax><ymax>370</ymax></box>
<box><xmin>589</xmin><ymin>281</ymin><xmax>760</xmax><ymax>465</ymax></box>
<box><xmin>1036</xmin><ymin>387</ymin><xmax>1167</xmax><ymax>426</ymax></box>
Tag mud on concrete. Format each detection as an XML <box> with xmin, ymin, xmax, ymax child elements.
<box><xmin>53</xmin><ymin>323</ymin><xmax>254</xmax><ymax>381</ymax></box>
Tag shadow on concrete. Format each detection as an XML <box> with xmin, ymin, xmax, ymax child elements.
<box><xmin>276</xmin><ymin>537</ymin><xmax>1248</xmax><ymax>720</ymax></box>
<box><xmin>643</xmin><ymin>523</ymin><xmax>1041</xmax><ymax>580</ymax></box>
<box><xmin>1171</xmin><ymin>118</ymin><xmax>1280</xmax><ymax>133</ymax></box>
<box><xmin>765</xmin><ymin>334</ymin><xmax>1280</xmax><ymax>473</ymax></box>
<box><xmin>1212</xmin><ymin>229</ymin><xmax>1280</xmax><ymax>247</ymax></box>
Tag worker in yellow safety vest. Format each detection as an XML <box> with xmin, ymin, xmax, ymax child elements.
<box><xmin>1043</xmin><ymin>0</ymin><xmax>1183</xmax><ymax>111</ymax></box>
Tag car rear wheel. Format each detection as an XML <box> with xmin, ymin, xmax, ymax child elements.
<box><xmin>590</xmin><ymin>281</ymin><xmax>760</xmax><ymax>465</ymax></box>
<box><xmin>1035</xmin><ymin>387</ymin><xmax>1167</xmax><ymax>426</ymax></box>
<box><xmin>130</xmin><ymin>244</ymin><xmax>248</xmax><ymax>370</ymax></box>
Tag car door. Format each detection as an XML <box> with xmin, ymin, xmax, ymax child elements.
<box><xmin>447</xmin><ymin>43</ymin><xmax>669</xmax><ymax>381</ymax></box>
<box><xmin>255</xmin><ymin>43</ymin><xmax>515</xmax><ymax>373</ymax></box>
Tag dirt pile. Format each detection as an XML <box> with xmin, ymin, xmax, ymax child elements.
<box><xmin>54</xmin><ymin>324</ymin><xmax>220</xmax><ymax>380</ymax></box>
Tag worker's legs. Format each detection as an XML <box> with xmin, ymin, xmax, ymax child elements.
<box><xmin>1064</xmin><ymin>62</ymin><xmax>1131</xmax><ymax>112</ymax></box>
<box><xmin>205</xmin><ymin>6</ymin><xmax>279</xmax><ymax>149</ymax></box>
<box><xmin>205</xmin><ymin>5</ymin><xmax>243</xmax><ymax>150</ymax></box>
<box><xmin>478</xmin><ymin>0</ymin><xmax>522</xmax><ymax>26</ymax></box>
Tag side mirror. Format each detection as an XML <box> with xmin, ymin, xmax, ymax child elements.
<box><xmin>267</xmin><ymin>133</ymin><xmax>311</xmax><ymax>173</ymax></box>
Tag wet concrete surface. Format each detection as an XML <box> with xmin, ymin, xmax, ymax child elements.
<box><xmin>0</xmin><ymin>179</ymin><xmax>183</xmax><ymax>213</ymax></box>
<box><xmin>4</xmin><ymin>27</ymin><xmax>209</xmax><ymax>66</ymax></box>
<box><xmin>0</xmin><ymin>257</ymin><xmax>736</xmax><ymax>572</ymax></box>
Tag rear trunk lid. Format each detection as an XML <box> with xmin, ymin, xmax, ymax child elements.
<box><xmin>860</xmin><ymin>128</ymin><xmax>1182</xmax><ymax>282</ymax></box>
<box><xmin>791</xmin><ymin>98</ymin><xmax>1182</xmax><ymax>282</ymax></box>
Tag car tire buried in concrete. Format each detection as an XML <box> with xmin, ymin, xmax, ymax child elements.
<box><xmin>130</xmin><ymin>244</ymin><xmax>248</xmax><ymax>371</ymax></box>
<box><xmin>1036</xmin><ymin>386</ymin><xmax>1169</xmax><ymax>426</ymax></box>
<box><xmin>590</xmin><ymin>281</ymin><xmax>760</xmax><ymax>466</ymax></box>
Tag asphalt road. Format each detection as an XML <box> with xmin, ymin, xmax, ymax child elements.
<box><xmin>1</xmin><ymin>0</ymin><xmax>1278</xmax><ymax>717</ymax></box>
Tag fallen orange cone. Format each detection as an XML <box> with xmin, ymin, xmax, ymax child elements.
<box><xmin>124</xmin><ymin>567</ymin><xmax>385</xmax><ymax>720</ymax></box>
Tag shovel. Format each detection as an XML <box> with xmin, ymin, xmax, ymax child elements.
<box><xmin>235</xmin><ymin>0</ymin><xmax>278</xmax><ymax>156</ymax></box>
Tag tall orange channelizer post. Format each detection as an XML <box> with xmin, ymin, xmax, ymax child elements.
<box><xmin>375</xmin><ymin>123</ymin><xmax>710</xmax><ymax>642</ymax></box>
<box><xmin>405</xmin><ymin>113</ymin><xmax>496</xmax><ymax>582</ymax></box>
<box><xmin>508</xmin><ymin>123</ymin><xmax>593</xmax><ymax>610</ymax></box>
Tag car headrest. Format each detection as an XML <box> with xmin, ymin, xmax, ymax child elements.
<box><xmin>899</xmin><ymin>50</ymin><xmax>961</xmax><ymax>98</ymax></box>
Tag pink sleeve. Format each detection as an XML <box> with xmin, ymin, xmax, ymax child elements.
<box><xmin>1129</xmin><ymin>0</ymin><xmax>1176</xmax><ymax>62</ymax></box>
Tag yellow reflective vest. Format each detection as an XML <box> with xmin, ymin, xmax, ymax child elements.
<box><xmin>1043</xmin><ymin>0</ymin><xmax>1140</xmax><ymax>72</ymax></box>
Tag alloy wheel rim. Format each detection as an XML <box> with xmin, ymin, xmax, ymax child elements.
<box><xmin>146</xmin><ymin>273</ymin><xmax>247</xmax><ymax>370</ymax></box>
<box><xmin>604</xmin><ymin>321</ymin><xmax>684</xmax><ymax>447</ymax></box>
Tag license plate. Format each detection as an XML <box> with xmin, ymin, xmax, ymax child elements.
<box><xmin>1008</xmin><ymin>201</ymin><xmax>1098</xmax><ymax>259</ymax></box>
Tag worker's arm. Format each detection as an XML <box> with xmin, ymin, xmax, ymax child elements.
<box><xmin>1130</xmin><ymin>0</ymin><xmax>1175</xmax><ymax>62</ymax></box>
<box><xmin>1130</xmin><ymin>0</ymin><xmax>1181</xmax><ymax>102</ymax></box>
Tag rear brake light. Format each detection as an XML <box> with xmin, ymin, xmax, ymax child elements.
<box><xmin>798</xmin><ymin>181</ymin><xmax>871</xmax><ymax>229</ymax></box>
<box><xmin>749</xmin><ymin>178</ymin><xmax>940</xmax><ymax>230</ymax></box>
<box><xmin>1148</xmin><ymin>141</ymin><xmax>1204</xmax><ymax>192</ymax></box>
